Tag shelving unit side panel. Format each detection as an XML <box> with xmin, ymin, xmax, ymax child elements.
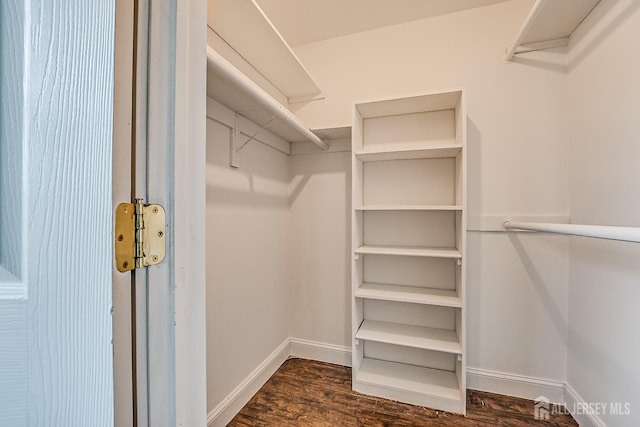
<box><xmin>454</xmin><ymin>92</ymin><xmax>467</xmax><ymax>417</ymax></box>
<box><xmin>455</xmin><ymin>264</ymin><xmax>463</xmax><ymax>301</ymax></box>
<box><xmin>363</xmin><ymin>110</ymin><xmax>455</xmax><ymax>150</ymax></box>
<box><xmin>363</xmin><ymin>158</ymin><xmax>456</xmax><ymax>206</ymax></box>
<box><xmin>352</xmin><ymin>107</ymin><xmax>365</xmax><ymax>375</ymax></box>
<box><xmin>455</xmin><ymin>152</ymin><xmax>464</xmax><ymax>207</ymax></box>
<box><xmin>363</xmin><ymin>255</ymin><xmax>456</xmax><ymax>290</ymax></box>
<box><xmin>352</xmin><ymin>257</ymin><xmax>365</xmax><ymax>329</ymax></box>
<box><xmin>364</xmin><ymin>341</ymin><xmax>456</xmax><ymax>372</ymax></box>
<box><xmin>363</xmin><ymin>299</ymin><xmax>455</xmax><ymax>331</ymax></box>
<box><xmin>351</xmin><ymin>158</ymin><xmax>364</xmax><ymax>209</ymax></box>
<box><xmin>363</xmin><ymin>211</ymin><xmax>456</xmax><ymax>248</ymax></box>
<box><xmin>455</xmin><ymin>211</ymin><xmax>463</xmax><ymax>254</ymax></box>
<box><xmin>456</xmin><ymin>359</ymin><xmax>465</xmax><ymax>415</ymax></box>
<box><xmin>352</xmin><ymin>107</ymin><xmax>365</xmax><ymax>152</ymax></box>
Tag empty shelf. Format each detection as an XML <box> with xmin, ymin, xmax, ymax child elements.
<box><xmin>356</xmin><ymin>320</ymin><xmax>461</xmax><ymax>354</ymax></box>
<box><xmin>208</xmin><ymin>0</ymin><xmax>321</xmax><ymax>101</ymax></box>
<box><xmin>355</xmin><ymin>205</ymin><xmax>462</xmax><ymax>211</ymax></box>
<box><xmin>355</xmin><ymin>145</ymin><xmax>462</xmax><ymax>162</ymax></box>
<box><xmin>355</xmin><ymin>245</ymin><xmax>461</xmax><ymax>259</ymax></box>
<box><xmin>356</xmin><ymin>358</ymin><xmax>461</xmax><ymax>403</ymax></box>
<box><xmin>355</xmin><ymin>283</ymin><xmax>461</xmax><ymax>308</ymax></box>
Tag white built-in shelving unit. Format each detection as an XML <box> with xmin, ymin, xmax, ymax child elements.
<box><xmin>351</xmin><ymin>90</ymin><xmax>467</xmax><ymax>414</ymax></box>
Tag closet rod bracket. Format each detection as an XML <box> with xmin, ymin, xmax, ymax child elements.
<box><xmin>230</xmin><ymin>113</ymin><xmax>277</xmax><ymax>168</ymax></box>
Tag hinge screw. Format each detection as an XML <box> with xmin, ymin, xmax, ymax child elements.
<box><xmin>117</xmin><ymin>234</ymin><xmax>124</xmax><ymax>242</ymax></box>
<box><xmin>158</xmin><ymin>231</ymin><xmax>164</xmax><ymax>237</ymax></box>
<box><xmin>152</xmin><ymin>255</ymin><xmax>159</xmax><ymax>262</ymax></box>
<box><xmin>123</xmin><ymin>261</ymin><xmax>129</xmax><ymax>269</ymax></box>
<box><xmin>152</xmin><ymin>206</ymin><xmax>159</xmax><ymax>214</ymax></box>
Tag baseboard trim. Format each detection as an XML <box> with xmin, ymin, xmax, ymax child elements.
<box><xmin>208</xmin><ymin>344</ymin><xmax>587</xmax><ymax>427</ymax></box>
<box><xmin>564</xmin><ymin>383</ymin><xmax>605</xmax><ymax>427</ymax></box>
<box><xmin>289</xmin><ymin>338</ymin><xmax>352</xmax><ymax>367</ymax></box>
<box><xmin>206</xmin><ymin>338</ymin><xmax>290</xmax><ymax>427</ymax></box>
<box><xmin>467</xmin><ymin>367</ymin><xmax>566</xmax><ymax>404</ymax></box>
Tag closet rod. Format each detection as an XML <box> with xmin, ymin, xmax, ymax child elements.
<box><xmin>503</xmin><ymin>221</ymin><xmax>640</xmax><ymax>243</ymax></box>
<box><xmin>207</xmin><ymin>46</ymin><xmax>329</xmax><ymax>151</ymax></box>
<box><xmin>505</xmin><ymin>0</ymin><xmax>546</xmax><ymax>61</ymax></box>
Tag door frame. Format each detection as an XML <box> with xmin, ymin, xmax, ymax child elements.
<box><xmin>113</xmin><ymin>0</ymin><xmax>207</xmax><ymax>425</ymax></box>
<box><xmin>171</xmin><ymin>0</ymin><xmax>207</xmax><ymax>424</ymax></box>
<box><xmin>144</xmin><ymin>0</ymin><xmax>207</xmax><ymax>423</ymax></box>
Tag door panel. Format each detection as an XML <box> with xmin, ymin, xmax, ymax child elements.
<box><xmin>0</xmin><ymin>0</ymin><xmax>115</xmax><ymax>424</ymax></box>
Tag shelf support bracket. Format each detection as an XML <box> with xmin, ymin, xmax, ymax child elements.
<box><xmin>230</xmin><ymin>113</ymin><xmax>277</xmax><ymax>168</ymax></box>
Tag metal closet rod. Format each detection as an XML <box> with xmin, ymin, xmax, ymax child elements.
<box><xmin>206</xmin><ymin>46</ymin><xmax>329</xmax><ymax>151</ymax></box>
<box><xmin>503</xmin><ymin>221</ymin><xmax>640</xmax><ymax>243</ymax></box>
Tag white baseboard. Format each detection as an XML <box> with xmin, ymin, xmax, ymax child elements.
<box><xmin>206</xmin><ymin>338</ymin><xmax>290</xmax><ymax>427</ymax></box>
<box><xmin>289</xmin><ymin>337</ymin><xmax>352</xmax><ymax>367</ymax></box>
<box><xmin>564</xmin><ymin>383</ymin><xmax>606</xmax><ymax>427</ymax></box>
<box><xmin>467</xmin><ymin>367</ymin><xmax>566</xmax><ymax>404</ymax></box>
<box><xmin>208</xmin><ymin>344</ymin><xmax>592</xmax><ymax>427</ymax></box>
<box><xmin>206</xmin><ymin>338</ymin><xmax>350</xmax><ymax>426</ymax></box>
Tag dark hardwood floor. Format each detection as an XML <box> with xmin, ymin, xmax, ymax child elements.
<box><xmin>229</xmin><ymin>358</ymin><xmax>578</xmax><ymax>426</ymax></box>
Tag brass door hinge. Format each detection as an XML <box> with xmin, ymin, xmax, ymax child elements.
<box><xmin>115</xmin><ymin>199</ymin><xmax>166</xmax><ymax>272</ymax></box>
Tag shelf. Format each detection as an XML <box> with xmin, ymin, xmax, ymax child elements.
<box><xmin>208</xmin><ymin>0</ymin><xmax>321</xmax><ymax>102</ymax></box>
<box><xmin>356</xmin><ymin>320</ymin><xmax>461</xmax><ymax>355</ymax></box>
<box><xmin>506</xmin><ymin>0</ymin><xmax>601</xmax><ymax>61</ymax></box>
<box><xmin>355</xmin><ymin>145</ymin><xmax>462</xmax><ymax>162</ymax></box>
<box><xmin>355</xmin><ymin>283</ymin><xmax>461</xmax><ymax>308</ymax></box>
<box><xmin>356</xmin><ymin>358</ymin><xmax>461</xmax><ymax>403</ymax></box>
<box><xmin>355</xmin><ymin>245</ymin><xmax>461</xmax><ymax>259</ymax></box>
<box><xmin>355</xmin><ymin>205</ymin><xmax>462</xmax><ymax>211</ymax></box>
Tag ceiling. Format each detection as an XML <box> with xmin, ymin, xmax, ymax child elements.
<box><xmin>254</xmin><ymin>0</ymin><xmax>512</xmax><ymax>47</ymax></box>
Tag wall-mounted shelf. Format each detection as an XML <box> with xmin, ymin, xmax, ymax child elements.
<box><xmin>208</xmin><ymin>0</ymin><xmax>321</xmax><ymax>103</ymax></box>
<box><xmin>505</xmin><ymin>0</ymin><xmax>601</xmax><ymax>61</ymax></box>
<box><xmin>206</xmin><ymin>47</ymin><xmax>327</xmax><ymax>168</ymax></box>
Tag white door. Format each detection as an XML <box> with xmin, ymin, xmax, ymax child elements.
<box><xmin>0</xmin><ymin>0</ymin><xmax>116</xmax><ymax>424</ymax></box>
<box><xmin>0</xmin><ymin>0</ymin><xmax>206</xmax><ymax>426</ymax></box>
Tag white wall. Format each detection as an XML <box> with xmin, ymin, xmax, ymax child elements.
<box><xmin>206</xmin><ymin>104</ymin><xmax>291</xmax><ymax>410</ymax></box>
<box><xmin>289</xmin><ymin>147</ymin><xmax>351</xmax><ymax>348</ymax></box>
<box><xmin>566</xmin><ymin>1</ymin><xmax>640</xmax><ymax>425</ymax></box>
<box><xmin>288</xmin><ymin>0</ymin><xmax>571</xmax><ymax>390</ymax></box>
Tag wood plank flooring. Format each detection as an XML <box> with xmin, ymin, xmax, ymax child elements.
<box><xmin>229</xmin><ymin>358</ymin><xmax>578</xmax><ymax>426</ymax></box>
